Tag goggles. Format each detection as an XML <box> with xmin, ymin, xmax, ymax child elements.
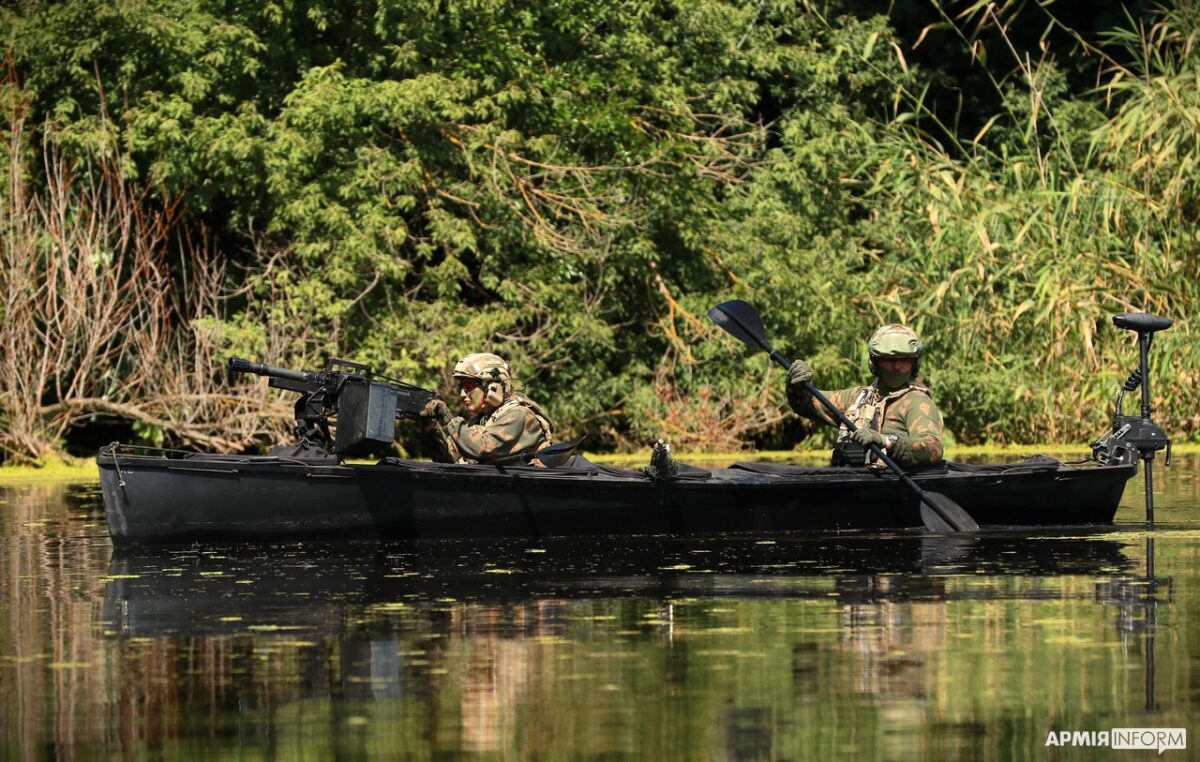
<box><xmin>456</xmin><ymin>378</ymin><xmax>484</xmax><ymax>395</ymax></box>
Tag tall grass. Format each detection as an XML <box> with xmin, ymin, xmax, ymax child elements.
<box><xmin>849</xmin><ymin>2</ymin><xmax>1200</xmax><ymax>444</ymax></box>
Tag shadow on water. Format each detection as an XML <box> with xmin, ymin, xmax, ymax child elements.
<box><xmin>103</xmin><ymin>533</ymin><xmax>1138</xmax><ymax>636</ymax></box>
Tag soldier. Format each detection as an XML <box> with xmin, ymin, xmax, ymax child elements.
<box><xmin>419</xmin><ymin>352</ymin><xmax>554</xmax><ymax>464</ymax></box>
<box><xmin>786</xmin><ymin>325</ymin><xmax>944</xmax><ymax>468</ymax></box>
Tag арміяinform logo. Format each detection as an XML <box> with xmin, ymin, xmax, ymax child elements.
<box><xmin>1045</xmin><ymin>728</ymin><xmax>1186</xmax><ymax>754</ymax></box>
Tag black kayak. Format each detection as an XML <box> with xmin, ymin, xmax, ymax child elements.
<box><xmin>97</xmin><ymin>444</ymin><xmax>1136</xmax><ymax>546</ymax></box>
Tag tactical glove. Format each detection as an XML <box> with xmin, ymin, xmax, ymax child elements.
<box><xmin>420</xmin><ymin>398</ymin><xmax>451</xmax><ymax>425</ymax></box>
<box><xmin>787</xmin><ymin>359</ymin><xmax>813</xmax><ymax>387</ymax></box>
<box><xmin>850</xmin><ymin>427</ymin><xmax>887</xmax><ymax>449</ymax></box>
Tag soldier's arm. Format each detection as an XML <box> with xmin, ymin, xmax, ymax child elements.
<box><xmin>789</xmin><ymin>387</ymin><xmax>854</xmax><ymax>428</ymax></box>
<box><xmin>424</xmin><ymin>420</ymin><xmax>459</xmax><ymax>463</ymax></box>
<box><xmin>890</xmin><ymin>394</ymin><xmax>944</xmax><ymax>465</ymax></box>
<box><xmin>444</xmin><ymin>408</ymin><xmax>531</xmax><ymax>462</ymax></box>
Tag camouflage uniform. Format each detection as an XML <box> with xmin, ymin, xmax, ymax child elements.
<box><xmin>431</xmin><ymin>394</ymin><xmax>554</xmax><ymax>464</ymax></box>
<box><xmin>787</xmin><ymin>324</ymin><xmax>944</xmax><ymax>467</ymax></box>
<box><xmin>426</xmin><ymin>352</ymin><xmax>554</xmax><ymax>464</ymax></box>
<box><xmin>788</xmin><ymin>382</ymin><xmax>944</xmax><ymax>466</ymax></box>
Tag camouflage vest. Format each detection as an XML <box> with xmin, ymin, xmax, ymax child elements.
<box><xmin>488</xmin><ymin>393</ymin><xmax>555</xmax><ymax>450</ymax></box>
<box><xmin>836</xmin><ymin>382</ymin><xmax>931</xmax><ymax>443</ymax></box>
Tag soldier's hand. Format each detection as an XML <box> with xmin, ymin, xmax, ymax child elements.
<box><xmin>787</xmin><ymin>359</ymin><xmax>813</xmax><ymax>387</ymax></box>
<box><xmin>850</xmin><ymin>427</ymin><xmax>887</xmax><ymax>449</ymax></box>
<box><xmin>420</xmin><ymin>398</ymin><xmax>451</xmax><ymax>424</ymax></box>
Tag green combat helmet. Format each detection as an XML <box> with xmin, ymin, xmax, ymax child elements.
<box><xmin>867</xmin><ymin>324</ymin><xmax>923</xmax><ymax>376</ymax></box>
<box><xmin>453</xmin><ymin>352</ymin><xmax>512</xmax><ymax>393</ymax></box>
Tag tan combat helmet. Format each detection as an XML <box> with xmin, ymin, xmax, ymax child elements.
<box><xmin>867</xmin><ymin>324</ymin><xmax>923</xmax><ymax>375</ymax></box>
<box><xmin>453</xmin><ymin>352</ymin><xmax>512</xmax><ymax>393</ymax></box>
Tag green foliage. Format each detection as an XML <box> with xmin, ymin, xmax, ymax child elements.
<box><xmin>848</xmin><ymin>4</ymin><xmax>1200</xmax><ymax>444</ymax></box>
<box><xmin>3</xmin><ymin>0</ymin><xmax>1198</xmax><ymax>457</ymax></box>
<box><xmin>131</xmin><ymin>421</ymin><xmax>166</xmax><ymax>449</ymax></box>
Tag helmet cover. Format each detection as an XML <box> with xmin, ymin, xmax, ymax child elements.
<box><xmin>867</xmin><ymin>324</ymin><xmax>923</xmax><ymax>358</ymax></box>
<box><xmin>452</xmin><ymin>353</ymin><xmax>512</xmax><ymax>384</ymax></box>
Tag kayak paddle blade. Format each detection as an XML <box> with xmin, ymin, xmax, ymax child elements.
<box><xmin>708</xmin><ymin>300</ymin><xmax>771</xmax><ymax>352</ymax></box>
<box><xmin>920</xmin><ymin>492</ymin><xmax>979</xmax><ymax>532</ymax></box>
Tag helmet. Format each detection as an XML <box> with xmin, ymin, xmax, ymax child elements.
<box><xmin>867</xmin><ymin>324</ymin><xmax>923</xmax><ymax>376</ymax></box>
<box><xmin>453</xmin><ymin>352</ymin><xmax>511</xmax><ymax>388</ymax></box>
<box><xmin>868</xmin><ymin>324</ymin><xmax>923</xmax><ymax>358</ymax></box>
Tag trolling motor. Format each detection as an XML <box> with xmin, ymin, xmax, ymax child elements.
<box><xmin>1091</xmin><ymin>313</ymin><xmax>1173</xmax><ymax>524</ymax></box>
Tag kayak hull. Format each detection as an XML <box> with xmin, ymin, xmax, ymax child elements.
<box><xmin>97</xmin><ymin>446</ymin><xmax>1136</xmax><ymax>545</ymax></box>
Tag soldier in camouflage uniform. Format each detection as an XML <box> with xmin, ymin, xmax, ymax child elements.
<box><xmin>419</xmin><ymin>353</ymin><xmax>554</xmax><ymax>464</ymax></box>
<box><xmin>786</xmin><ymin>325</ymin><xmax>944</xmax><ymax>468</ymax></box>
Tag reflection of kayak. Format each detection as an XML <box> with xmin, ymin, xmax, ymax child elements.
<box><xmin>101</xmin><ymin>534</ymin><xmax>1135</xmax><ymax>636</ymax></box>
<box><xmin>97</xmin><ymin>444</ymin><xmax>1135</xmax><ymax>545</ymax></box>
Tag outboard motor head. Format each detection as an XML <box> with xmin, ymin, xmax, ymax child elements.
<box><xmin>1091</xmin><ymin>312</ymin><xmax>1173</xmax><ymax>523</ymax></box>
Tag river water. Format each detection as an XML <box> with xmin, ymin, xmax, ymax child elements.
<box><xmin>1</xmin><ymin>455</ymin><xmax>1198</xmax><ymax>760</ymax></box>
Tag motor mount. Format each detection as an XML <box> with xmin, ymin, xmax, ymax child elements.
<box><xmin>1091</xmin><ymin>312</ymin><xmax>1173</xmax><ymax>523</ymax></box>
<box><xmin>1092</xmin><ymin>369</ymin><xmax>1172</xmax><ymax>466</ymax></box>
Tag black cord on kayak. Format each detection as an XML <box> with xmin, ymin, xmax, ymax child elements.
<box><xmin>1122</xmin><ymin>369</ymin><xmax>1142</xmax><ymax>393</ymax></box>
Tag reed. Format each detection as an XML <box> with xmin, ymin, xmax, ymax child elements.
<box><xmin>0</xmin><ymin>87</ymin><xmax>291</xmax><ymax>462</ymax></box>
<box><xmin>845</xmin><ymin>2</ymin><xmax>1200</xmax><ymax>444</ymax></box>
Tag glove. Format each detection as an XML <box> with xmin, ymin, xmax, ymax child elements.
<box><xmin>850</xmin><ymin>427</ymin><xmax>887</xmax><ymax>449</ymax></box>
<box><xmin>787</xmin><ymin>359</ymin><xmax>813</xmax><ymax>387</ymax></box>
<box><xmin>419</xmin><ymin>398</ymin><xmax>451</xmax><ymax>424</ymax></box>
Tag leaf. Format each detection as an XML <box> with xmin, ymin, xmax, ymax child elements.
<box><xmin>862</xmin><ymin>31</ymin><xmax>879</xmax><ymax>61</ymax></box>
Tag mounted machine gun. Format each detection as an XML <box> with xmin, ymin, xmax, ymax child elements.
<box><xmin>228</xmin><ymin>357</ymin><xmax>439</xmax><ymax>457</ymax></box>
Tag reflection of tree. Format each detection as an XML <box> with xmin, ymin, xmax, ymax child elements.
<box><xmin>837</xmin><ymin>576</ymin><xmax>947</xmax><ymax>701</ymax></box>
<box><xmin>447</xmin><ymin>601</ymin><xmax>566</xmax><ymax>754</ymax></box>
<box><xmin>834</xmin><ymin>576</ymin><xmax>948</xmax><ymax>761</ymax></box>
<box><xmin>12</xmin><ymin>510</ymin><xmax>1191</xmax><ymax>760</ymax></box>
<box><xmin>460</xmin><ymin>635</ymin><xmax>529</xmax><ymax>752</ymax></box>
<box><xmin>0</xmin><ymin>483</ymin><xmax>110</xmax><ymax>758</ymax></box>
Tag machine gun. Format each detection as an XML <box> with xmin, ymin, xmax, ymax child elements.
<box><xmin>228</xmin><ymin>356</ymin><xmax>439</xmax><ymax>456</ymax></box>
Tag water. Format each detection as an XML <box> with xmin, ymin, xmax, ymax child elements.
<box><xmin>2</xmin><ymin>456</ymin><xmax>1198</xmax><ymax>760</ymax></box>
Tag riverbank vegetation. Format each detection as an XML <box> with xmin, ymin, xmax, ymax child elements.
<box><xmin>2</xmin><ymin>0</ymin><xmax>1197</xmax><ymax>463</ymax></box>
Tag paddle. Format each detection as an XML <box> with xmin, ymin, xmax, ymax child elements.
<box><xmin>707</xmin><ymin>299</ymin><xmax>979</xmax><ymax>532</ymax></box>
<box><xmin>489</xmin><ymin>435</ymin><xmax>588</xmax><ymax>468</ymax></box>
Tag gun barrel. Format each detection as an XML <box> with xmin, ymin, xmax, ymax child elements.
<box><xmin>227</xmin><ymin>356</ymin><xmax>311</xmax><ymax>384</ymax></box>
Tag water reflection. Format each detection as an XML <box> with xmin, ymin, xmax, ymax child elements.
<box><xmin>93</xmin><ymin>534</ymin><xmax>1145</xmax><ymax>759</ymax></box>
<box><xmin>2</xmin><ymin>473</ymin><xmax>1198</xmax><ymax>760</ymax></box>
<box><xmin>1095</xmin><ymin>536</ymin><xmax>1170</xmax><ymax>715</ymax></box>
<box><xmin>103</xmin><ymin>534</ymin><xmax>1136</xmax><ymax>635</ymax></box>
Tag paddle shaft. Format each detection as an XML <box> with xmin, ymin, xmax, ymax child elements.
<box><xmin>765</xmin><ymin>350</ymin><xmax>937</xmax><ymax>502</ymax></box>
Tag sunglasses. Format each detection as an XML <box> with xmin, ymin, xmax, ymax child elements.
<box><xmin>457</xmin><ymin>378</ymin><xmax>483</xmax><ymax>394</ymax></box>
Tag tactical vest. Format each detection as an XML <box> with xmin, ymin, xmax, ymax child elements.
<box><xmin>832</xmin><ymin>382</ymin><xmax>930</xmax><ymax>466</ymax></box>
<box><xmin>488</xmin><ymin>393</ymin><xmax>555</xmax><ymax>450</ymax></box>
